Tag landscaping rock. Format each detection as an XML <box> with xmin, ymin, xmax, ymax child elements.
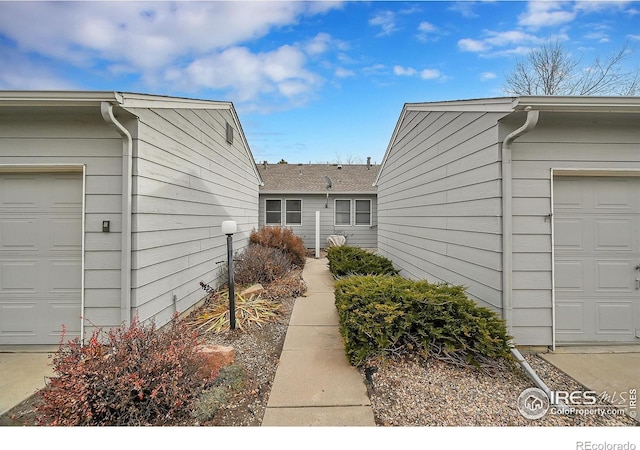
<box><xmin>196</xmin><ymin>345</ymin><xmax>235</xmax><ymax>378</ymax></box>
<box><xmin>241</xmin><ymin>284</ymin><xmax>264</xmax><ymax>297</ymax></box>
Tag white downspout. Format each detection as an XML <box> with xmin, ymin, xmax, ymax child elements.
<box><xmin>101</xmin><ymin>102</ymin><xmax>133</xmax><ymax>326</ymax></box>
<box><xmin>501</xmin><ymin>107</ymin><xmax>539</xmax><ymax>336</ymax></box>
<box><xmin>502</xmin><ymin>109</ymin><xmax>567</xmax><ymax>413</ymax></box>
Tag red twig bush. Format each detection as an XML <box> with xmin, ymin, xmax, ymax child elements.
<box><xmin>36</xmin><ymin>315</ymin><xmax>212</xmax><ymax>426</ymax></box>
<box><xmin>249</xmin><ymin>226</ymin><xmax>306</xmax><ymax>268</ymax></box>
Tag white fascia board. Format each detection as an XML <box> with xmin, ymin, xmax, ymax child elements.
<box><xmin>514</xmin><ymin>96</ymin><xmax>640</xmax><ymax>113</ymax></box>
<box><xmin>0</xmin><ymin>90</ymin><xmax>122</xmax><ymax>106</ymax></box>
<box><xmin>119</xmin><ymin>92</ymin><xmax>232</xmax><ymax>110</ymax></box>
<box><xmin>405</xmin><ymin>97</ymin><xmax>515</xmax><ymax>112</ymax></box>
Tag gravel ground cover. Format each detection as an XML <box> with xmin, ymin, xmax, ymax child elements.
<box><xmin>2</xmin><ymin>265</ymin><xmax>637</xmax><ymax>428</ymax></box>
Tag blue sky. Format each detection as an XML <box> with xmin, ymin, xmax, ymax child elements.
<box><xmin>1</xmin><ymin>1</ymin><xmax>639</xmax><ymax>165</ymax></box>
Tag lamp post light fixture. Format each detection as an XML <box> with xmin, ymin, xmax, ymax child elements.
<box><xmin>221</xmin><ymin>220</ymin><xmax>237</xmax><ymax>330</ymax></box>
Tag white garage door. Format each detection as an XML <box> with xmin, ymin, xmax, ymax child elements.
<box><xmin>554</xmin><ymin>176</ymin><xmax>640</xmax><ymax>343</ymax></box>
<box><xmin>0</xmin><ymin>172</ymin><xmax>82</xmax><ymax>345</ymax></box>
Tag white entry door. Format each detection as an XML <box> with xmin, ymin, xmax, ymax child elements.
<box><xmin>0</xmin><ymin>172</ymin><xmax>82</xmax><ymax>345</ymax></box>
<box><xmin>554</xmin><ymin>176</ymin><xmax>640</xmax><ymax>343</ymax></box>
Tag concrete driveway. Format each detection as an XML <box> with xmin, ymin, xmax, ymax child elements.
<box><xmin>0</xmin><ymin>346</ymin><xmax>56</xmax><ymax>416</ymax></box>
<box><xmin>540</xmin><ymin>345</ymin><xmax>640</xmax><ymax>422</ymax></box>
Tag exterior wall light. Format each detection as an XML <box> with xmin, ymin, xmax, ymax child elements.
<box><xmin>222</xmin><ymin>220</ymin><xmax>237</xmax><ymax>329</ymax></box>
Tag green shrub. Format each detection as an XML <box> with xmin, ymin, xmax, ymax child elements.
<box><xmin>334</xmin><ymin>275</ymin><xmax>512</xmax><ymax>368</ymax></box>
<box><xmin>326</xmin><ymin>245</ymin><xmax>398</xmax><ymax>277</ymax></box>
<box><xmin>191</xmin><ymin>364</ymin><xmax>246</xmax><ymax>422</ymax></box>
<box><xmin>250</xmin><ymin>226</ymin><xmax>306</xmax><ymax>268</ymax></box>
<box><xmin>36</xmin><ymin>315</ymin><xmax>211</xmax><ymax>426</ymax></box>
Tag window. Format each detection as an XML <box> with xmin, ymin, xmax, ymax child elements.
<box><xmin>285</xmin><ymin>199</ymin><xmax>302</xmax><ymax>225</ymax></box>
<box><xmin>335</xmin><ymin>199</ymin><xmax>351</xmax><ymax>225</ymax></box>
<box><xmin>265</xmin><ymin>199</ymin><xmax>281</xmax><ymax>225</ymax></box>
<box><xmin>355</xmin><ymin>199</ymin><xmax>371</xmax><ymax>226</ymax></box>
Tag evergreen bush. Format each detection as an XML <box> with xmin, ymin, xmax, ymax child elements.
<box><xmin>334</xmin><ymin>275</ymin><xmax>512</xmax><ymax>368</ymax></box>
<box><xmin>326</xmin><ymin>245</ymin><xmax>398</xmax><ymax>277</ymax></box>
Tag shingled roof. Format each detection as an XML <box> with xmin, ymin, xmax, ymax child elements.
<box><xmin>257</xmin><ymin>162</ymin><xmax>379</xmax><ymax>194</ymax></box>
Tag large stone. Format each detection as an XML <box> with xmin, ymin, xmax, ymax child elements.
<box><xmin>196</xmin><ymin>345</ymin><xmax>235</xmax><ymax>378</ymax></box>
<box><xmin>241</xmin><ymin>284</ymin><xmax>264</xmax><ymax>297</ymax></box>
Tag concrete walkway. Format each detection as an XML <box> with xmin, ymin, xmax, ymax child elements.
<box><xmin>261</xmin><ymin>257</ymin><xmax>376</xmax><ymax>426</ymax></box>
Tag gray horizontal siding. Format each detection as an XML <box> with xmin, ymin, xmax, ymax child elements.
<box><xmin>258</xmin><ymin>194</ymin><xmax>377</xmax><ymax>249</ymax></box>
<box><xmin>128</xmin><ymin>107</ymin><xmax>259</xmax><ymax>327</ymax></box>
<box><xmin>378</xmin><ymin>110</ymin><xmax>505</xmax><ymax>311</ymax></box>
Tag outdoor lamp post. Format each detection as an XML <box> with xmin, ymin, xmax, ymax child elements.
<box><xmin>221</xmin><ymin>220</ymin><xmax>237</xmax><ymax>330</ymax></box>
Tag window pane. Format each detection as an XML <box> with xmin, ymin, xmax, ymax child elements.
<box><xmin>266</xmin><ymin>199</ymin><xmax>281</xmax><ymax>224</ymax></box>
<box><xmin>286</xmin><ymin>199</ymin><xmax>302</xmax><ymax>225</ymax></box>
<box><xmin>335</xmin><ymin>200</ymin><xmax>351</xmax><ymax>225</ymax></box>
<box><xmin>355</xmin><ymin>200</ymin><xmax>371</xmax><ymax>225</ymax></box>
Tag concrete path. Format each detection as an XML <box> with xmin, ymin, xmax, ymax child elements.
<box><xmin>261</xmin><ymin>257</ymin><xmax>376</xmax><ymax>426</ymax></box>
<box><xmin>0</xmin><ymin>346</ymin><xmax>55</xmax><ymax>416</ymax></box>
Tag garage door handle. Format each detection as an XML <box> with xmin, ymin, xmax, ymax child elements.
<box><xmin>636</xmin><ymin>279</ymin><xmax>640</xmax><ymax>290</ymax></box>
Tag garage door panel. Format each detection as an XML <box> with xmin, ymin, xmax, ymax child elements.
<box><xmin>0</xmin><ymin>302</ymin><xmax>37</xmax><ymax>333</ymax></box>
<box><xmin>0</xmin><ymin>218</ymin><xmax>39</xmax><ymax>250</ymax></box>
<box><xmin>594</xmin><ymin>179</ymin><xmax>632</xmax><ymax>210</ymax></box>
<box><xmin>595</xmin><ymin>219</ymin><xmax>633</xmax><ymax>251</ymax></box>
<box><xmin>51</xmin><ymin>260</ymin><xmax>82</xmax><ymax>291</ymax></box>
<box><xmin>556</xmin><ymin>302</ymin><xmax>584</xmax><ymax>333</ymax></box>
<box><xmin>0</xmin><ymin>172</ymin><xmax>82</xmax><ymax>345</ymax></box>
<box><xmin>51</xmin><ymin>176</ymin><xmax>83</xmax><ymax>208</ymax></box>
<box><xmin>554</xmin><ymin>176</ymin><xmax>640</xmax><ymax>343</ymax></box>
<box><xmin>595</xmin><ymin>260</ymin><xmax>635</xmax><ymax>292</ymax></box>
<box><xmin>50</xmin><ymin>303</ymin><xmax>81</xmax><ymax>334</ymax></box>
<box><xmin>554</xmin><ymin>218</ymin><xmax>584</xmax><ymax>250</ymax></box>
<box><xmin>0</xmin><ymin>261</ymin><xmax>40</xmax><ymax>291</ymax></box>
<box><xmin>553</xmin><ymin>179</ymin><xmax>584</xmax><ymax>209</ymax></box>
<box><xmin>555</xmin><ymin>259</ymin><xmax>584</xmax><ymax>291</ymax></box>
<box><xmin>50</xmin><ymin>218</ymin><xmax>82</xmax><ymax>250</ymax></box>
<box><xmin>596</xmin><ymin>302</ymin><xmax>634</xmax><ymax>333</ymax></box>
<box><xmin>0</xmin><ymin>176</ymin><xmax>43</xmax><ymax>209</ymax></box>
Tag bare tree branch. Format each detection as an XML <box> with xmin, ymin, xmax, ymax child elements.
<box><xmin>503</xmin><ymin>39</ymin><xmax>640</xmax><ymax>96</ymax></box>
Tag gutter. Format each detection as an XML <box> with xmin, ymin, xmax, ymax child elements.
<box><xmin>501</xmin><ymin>106</ymin><xmax>539</xmax><ymax>335</ymax></box>
<box><xmin>101</xmin><ymin>102</ymin><xmax>133</xmax><ymax>326</ymax></box>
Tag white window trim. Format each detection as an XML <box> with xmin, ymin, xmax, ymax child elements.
<box><xmin>284</xmin><ymin>198</ymin><xmax>303</xmax><ymax>227</ymax></box>
<box><xmin>354</xmin><ymin>198</ymin><xmax>372</xmax><ymax>227</ymax></box>
<box><xmin>334</xmin><ymin>198</ymin><xmax>352</xmax><ymax>226</ymax></box>
<box><xmin>265</xmin><ymin>198</ymin><xmax>282</xmax><ymax>225</ymax></box>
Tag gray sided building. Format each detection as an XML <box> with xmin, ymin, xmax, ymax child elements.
<box><xmin>257</xmin><ymin>161</ymin><xmax>378</xmax><ymax>251</ymax></box>
<box><xmin>376</xmin><ymin>96</ymin><xmax>640</xmax><ymax>348</ymax></box>
<box><xmin>0</xmin><ymin>91</ymin><xmax>261</xmax><ymax>345</ymax></box>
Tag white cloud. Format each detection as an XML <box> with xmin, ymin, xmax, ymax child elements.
<box><xmin>369</xmin><ymin>10</ymin><xmax>398</xmax><ymax>36</ymax></box>
<box><xmin>458</xmin><ymin>38</ymin><xmax>490</xmax><ymax>53</ymax></box>
<box><xmin>176</xmin><ymin>45</ymin><xmax>321</xmax><ymax>103</ymax></box>
<box><xmin>518</xmin><ymin>1</ymin><xmax>577</xmax><ymax>29</ymax></box>
<box><xmin>480</xmin><ymin>72</ymin><xmax>497</xmax><ymax>81</ymax></box>
<box><xmin>0</xmin><ymin>1</ymin><xmax>341</xmax><ymax>108</ymax></box>
<box><xmin>420</xmin><ymin>69</ymin><xmax>441</xmax><ymax>80</ymax></box>
<box><xmin>459</xmin><ymin>30</ymin><xmax>542</xmax><ymax>55</ymax></box>
<box><xmin>393</xmin><ymin>65</ymin><xmax>417</xmax><ymax>76</ymax></box>
<box><xmin>418</xmin><ymin>21</ymin><xmax>437</xmax><ymax>33</ymax></box>
<box><xmin>335</xmin><ymin>67</ymin><xmax>355</xmax><ymax>78</ymax></box>
<box><xmin>393</xmin><ymin>65</ymin><xmax>442</xmax><ymax>81</ymax></box>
